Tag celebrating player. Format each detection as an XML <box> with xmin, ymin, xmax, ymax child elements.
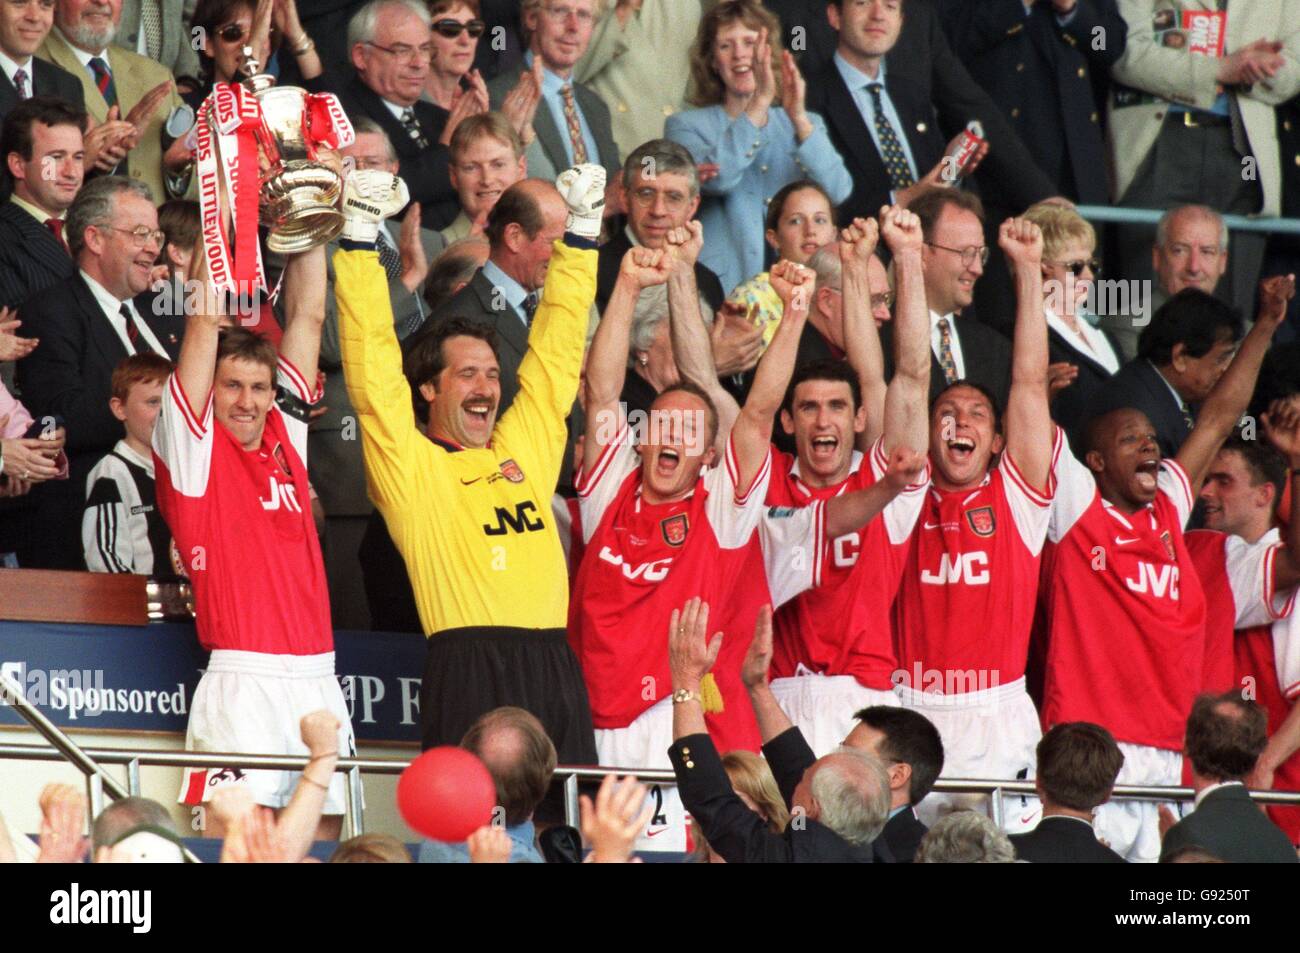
<box><xmin>762</xmin><ymin>209</ymin><xmax>932</xmax><ymax>755</ymax></box>
<box><xmin>891</xmin><ymin>216</ymin><xmax>1060</xmax><ymax>832</ymax></box>
<box><xmin>335</xmin><ymin>165</ymin><xmax>605</xmax><ymax>762</ymax></box>
<box><xmin>1037</xmin><ymin>276</ymin><xmax>1295</xmax><ymax>862</ymax></box>
<box><xmin>155</xmin><ymin>218</ymin><xmax>352</xmax><ymax>838</ymax></box>
<box><xmin>570</xmin><ymin>233</ymin><xmax>924</xmax><ymax>769</ymax></box>
<box><xmin>1185</xmin><ymin>402</ymin><xmax>1300</xmax><ymax>844</ymax></box>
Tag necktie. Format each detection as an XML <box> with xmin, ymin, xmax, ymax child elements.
<box><xmin>375</xmin><ymin>228</ymin><xmax>403</xmax><ymax>282</ymax></box>
<box><xmin>89</xmin><ymin>56</ymin><xmax>117</xmax><ymax>110</ymax></box>
<box><xmin>867</xmin><ymin>83</ymin><xmax>914</xmax><ymax>191</ymax></box>
<box><xmin>13</xmin><ymin>67</ymin><xmax>27</xmax><ymax>100</ymax></box>
<box><xmin>140</xmin><ymin>0</ymin><xmax>163</xmax><ymax>62</ymax></box>
<box><xmin>120</xmin><ymin>303</ymin><xmax>139</xmax><ymax>351</ymax></box>
<box><xmin>522</xmin><ymin>291</ymin><xmax>540</xmax><ymax>326</ymax></box>
<box><xmin>559</xmin><ymin>86</ymin><xmax>589</xmax><ymax>165</ymax></box>
<box><xmin>936</xmin><ymin>317</ymin><xmax>958</xmax><ymax>385</ymax></box>
<box><xmin>400</xmin><ymin>107</ymin><xmax>429</xmax><ymax>150</ymax></box>
<box><xmin>45</xmin><ymin>217</ymin><xmax>66</xmax><ymax>250</ymax></box>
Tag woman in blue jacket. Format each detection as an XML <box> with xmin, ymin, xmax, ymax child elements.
<box><xmin>665</xmin><ymin>0</ymin><xmax>852</xmax><ymax>297</ymax></box>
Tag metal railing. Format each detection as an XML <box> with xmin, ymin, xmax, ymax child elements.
<box><xmin>1076</xmin><ymin>205</ymin><xmax>1300</xmax><ymax>236</ymax></box>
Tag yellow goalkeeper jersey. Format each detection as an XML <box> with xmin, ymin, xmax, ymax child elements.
<box><xmin>335</xmin><ymin>242</ymin><xmax>596</xmax><ymax>635</ymax></box>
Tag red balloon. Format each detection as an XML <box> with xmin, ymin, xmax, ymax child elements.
<box><xmin>397</xmin><ymin>746</ymin><xmax>497</xmax><ymax>842</ymax></box>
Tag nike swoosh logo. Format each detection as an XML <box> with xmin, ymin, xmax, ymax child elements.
<box><xmin>460</xmin><ymin>477</ymin><xmax>482</xmax><ymax>485</ymax></box>
<box><xmin>924</xmin><ymin>521</ymin><xmax>942</xmax><ymax>530</ymax></box>
<box><xmin>1114</xmin><ymin>537</ymin><xmax>1139</xmax><ymax>545</ymax></box>
<box><xmin>644</xmin><ymin>827</ymin><xmax>667</xmax><ymax>837</ymax></box>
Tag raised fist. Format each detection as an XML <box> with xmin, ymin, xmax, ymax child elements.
<box><xmin>769</xmin><ymin>259</ymin><xmax>815</xmax><ymax>312</ymax></box>
<box><xmin>997</xmin><ymin>216</ymin><xmax>1043</xmax><ymax>270</ymax></box>
<box><xmin>341</xmin><ymin>169</ymin><xmax>410</xmax><ymax>243</ymax></box>
<box><xmin>880</xmin><ymin>205</ymin><xmax>922</xmax><ymax>255</ymax></box>
<box><xmin>556</xmin><ymin>163</ymin><xmax>607</xmax><ymax>240</ymax></box>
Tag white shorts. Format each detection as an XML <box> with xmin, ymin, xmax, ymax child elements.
<box><xmin>594</xmin><ymin>698</ymin><xmax>687</xmax><ymax>852</ymax></box>
<box><xmin>1093</xmin><ymin>742</ymin><xmax>1182</xmax><ymax>864</ymax></box>
<box><xmin>178</xmin><ymin>650</ymin><xmax>357</xmax><ymax>817</ymax></box>
<box><xmin>770</xmin><ymin>674</ymin><xmax>900</xmax><ymax>758</ymax></box>
<box><xmin>899</xmin><ymin>676</ymin><xmax>1042</xmax><ymax>833</ymax></box>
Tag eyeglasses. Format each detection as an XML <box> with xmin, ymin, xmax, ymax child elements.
<box><xmin>925</xmin><ymin>241</ymin><xmax>989</xmax><ymax>268</ymax></box>
<box><xmin>104</xmin><ymin>225</ymin><xmax>165</xmax><ymax>248</ymax></box>
<box><xmin>432</xmin><ymin>18</ymin><xmax>486</xmax><ymax>38</ymax></box>
<box><xmin>215</xmin><ymin>22</ymin><xmax>250</xmax><ymax>44</ymax></box>
<box><xmin>631</xmin><ymin>186</ymin><xmax>690</xmax><ymax>211</ymax></box>
<box><xmin>541</xmin><ymin>3</ymin><xmax>596</xmax><ymax>24</ymax></box>
<box><xmin>871</xmin><ymin>290</ymin><xmax>895</xmax><ymax>310</ymax></box>
<box><xmin>1046</xmin><ymin>257</ymin><xmax>1101</xmax><ymax>276</ymax></box>
<box><xmin>366</xmin><ymin>40</ymin><xmax>435</xmax><ymax>63</ymax></box>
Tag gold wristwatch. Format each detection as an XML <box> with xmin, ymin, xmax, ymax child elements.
<box><xmin>672</xmin><ymin>689</ymin><xmax>699</xmax><ymax>705</ymax></box>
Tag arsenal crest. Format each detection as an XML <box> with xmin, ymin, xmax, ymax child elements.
<box><xmin>966</xmin><ymin>506</ymin><xmax>996</xmax><ymax>537</ymax></box>
<box><xmin>1160</xmin><ymin>530</ymin><xmax>1176</xmax><ymax>561</ymax></box>
<box><xmin>661</xmin><ymin>513</ymin><xmax>689</xmax><ymax>547</ymax></box>
<box><xmin>499</xmin><ymin>459</ymin><xmax>525</xmax><ymax>483</ymax></box>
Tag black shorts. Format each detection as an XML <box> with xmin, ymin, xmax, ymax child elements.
<box><xmin>421</xmin><ymin>626</ymin><xmax>597</xmax><ymax>764</ymax></box>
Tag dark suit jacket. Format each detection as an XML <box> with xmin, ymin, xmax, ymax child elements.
<box><xmin>334</xmin><ymin>76</ymin><xmax>458</xmax><ymax>231</ymax></box>
<box><xmin>1160</xmin><ymin>784</ymin><xmax>1299</xmax><ymax>864</ymax></box>
<box><xmin>1091</xmin><ymin>358</ymin><xmax>1190</xmax><ymax>460</ymax></box>
<box><xmin>15</xmin><ymin>274</ymin><xmax>166</xmax><ymax>567</ymax></box>
<box><xmin>881</xmin><ymin>314</ymin><xmax>1013</xmax><ymax>408</ymax></box>
<box><xmin>0</xmin><ymin>201</ymin><xmax>75</xmax><ymax>308</ymax></box>
<box><xmin>487</xmin><ymin>67</ymin><xmax>621</xmax><ymax>181</ymax></box>
<box><xmin>131</xmin><ymin>284</ymin><xmax>186</xmax><ymax>360</ymax></box>
<box><xmin>1010</xmin><ymin>815</ymin><xmax>1126</xmax><ymax>863</ymax></box>
<box><xmin>802</xmin><ymin>0</ymin><xmax>1057</xmax><ymax>225</ymax></box>
<box><xmin>670</xmin><ymin>729</ymin><xmax>877</xmax><ymax>863</ymax></box>
<box><xmin>881</xmin><ymin>806</ymin><xmax>928</xmax><ymax>863</ymax></box>
<box><xmin>596</xmin><ymin>229</ymin><xmax>725</xmax><ymax>317</ymax></box>
<box><xmin>1048</xmin><ymin>322</ymin><xmax>1123</xmax><ymax>453</ymax></box>
<box><xmin>938</xmin><ymin>0</ymin><xmax>1124</xmax><ymax>205</ymax></box>
<box><xmin>0</xmin><ymin>57</ymin><xmax>85</xmax><ymax>121</ymax></box>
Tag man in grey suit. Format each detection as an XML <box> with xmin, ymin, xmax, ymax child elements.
<box><xmin>487</xmin><ymin>0</ymin><xmax>619</xmax><ymax>184</ymax></box>
<box><xmin>117</xmin><ymin>0</ymin><xmax>201</xmax><ymax>86</ymax></box>
<box><xmin>308</xmin><ymin>120</ymin><xmax>442</xmax><ymax>628</ymax></box>
<box><xmin>1160</xmin><ymin>692</ymin><xmax>1299</xmax><ymax>864</ymax></box>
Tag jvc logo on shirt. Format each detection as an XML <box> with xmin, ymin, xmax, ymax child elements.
<box><xmin>1124</xmin><ymin>561</ymin><xmax>1180</xmax><ymax>600</ymax></box>
<box><xmin>260</xmin><ymin>477</ymin><xmax>302</xmax><ymax>513</ymax></box>
<box><xmin>598</xmin><ymin>546</ymin><xmax>673</xmax><ymax>582</ymax></box>
<box><xmin>920</xmin><ymin>551</ymin><xmax>990</xmax><ymax>586</ymax></box>
<box><xmin>482</xmin><ymin>501</ymin><xmax>545</xmax><ymax>536</ymax></box>
<box><xmin>49</xmin><ymin>883</ymin><xmax>151</xmax><ymax>933</ymax></box>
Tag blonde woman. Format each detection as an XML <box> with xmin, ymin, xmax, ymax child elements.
<box><xmin>665</xmin><ymin>0</ymin><xmax>851</xmax><ymax>297</ymax></box>
<box><xmin>1021</xmin><ymin>202</ymin><xmax>1121</xmax><ymax>447</ymax></box>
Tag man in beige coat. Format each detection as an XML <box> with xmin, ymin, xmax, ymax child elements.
<box><xmin>1106</xmin><ymin>0</ymin><xmax>1300</xmax><ymax>335</ymax></box>
<box><xmin>39</xmin><ymin>0</ymin><xmax>188</xmax><ymax>204</ymax></box>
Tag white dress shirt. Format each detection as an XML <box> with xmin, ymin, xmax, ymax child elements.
<box><xmin>1046</xmin><ymin>307</ymin><xmax>1120</xmax><ymax>374</ymax></box>
<box><xmin>0</xmin><ymin>49</ymin><xmax>33</xmax><ymax>96</ymax></box>
<box><xmin>929</xmin><ymin>310</ymin><xmax>966</xmax><ymax>380</ymax></box>
<box><xmin>56</xmin><ymin>29</ymin><xmax>111</xmax><ymax>86</ymax></box>
<box><xmin>80</xmin><ymin>269</ymin><xmax>167</xmax><ymax>357</ymax></box>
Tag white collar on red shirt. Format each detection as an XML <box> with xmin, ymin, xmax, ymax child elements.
<box><xmin>788</xmin><ymin>448</ymin><xmax>864</xmax><ymax>497</ymax></box>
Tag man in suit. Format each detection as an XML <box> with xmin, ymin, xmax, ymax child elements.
<box><xmin>0</xmin><ymin>96</ymin><xmax>83</xmax><ymax>309</ymax></box>
<box><xmin>1108</xmin><ymin>0</ymin><xmax>1300</xmax><ymax>322</ymax></box>
<box><xmin>1010</xmin><ymin>722</ymin><xmax>1127</xmax><ymax>863</ymax></box>
<box><xmin>488</xmin><ymin>0</ymin><xmax>619</xmax><ymax>185</ymax></box>
<box><xmin>803</xmin><ymin>0</ymin><xmax>1057</xmax><ymax>226</ymax></box>
<box><xmin>16</xmin><ymin>175</ymin><xmax>170</xmax><ymax>568</ymax></box>
<box><xmin>336</xmin><ymin>0</ymin><xmax>459</xmax><ymax>231</ymax></box>
<box><xmin>669</xmin><ymin>599</ymin><xmax>894</xmax><ymax>863</ymax></box>
<box><xmin>597</xmin><ymin>139</ymin><xmax>725</xmax><ymax>315</ymax></box>
<box><xmin>0</xmin><ymin>0</ymin><xmax>85</xmax><ymax>127</ymax></box>
<box><xmin>310</xmin><ymin>121</ymin><xmax>441</xmax><ymax>630</ymax></box>
<box><xmin>117</xmin><ymin>0</ymin><xmax>202</xmax><ymax>87</ymax></box>
<box><xmin>1160</xmin><ymin>692</ymin><xmax>1299</xmax><ymax>863</ymax></box>
<box><xmin>938</xmin><ymin>0</ymin><xmax>1125</xmax><ymax>206</ymax></box>
<box><xmin>884</xmin><ymin>188</ymin><xmax>1012</xmax><ymax>407</ymax></box>
<box><xmin>39</xmin><ymin>0</ymin><xmax>189</xmax><ymax>203</ymax></box>
<box><xmin>1094</xmin><ymin>289</ymin><xmax>1244</xmax><ymax>460</ymax></box>
<box><xmin>844</xmin><ymin>706</ymin><xmax>945</xmax><ymax>864</ymax></box>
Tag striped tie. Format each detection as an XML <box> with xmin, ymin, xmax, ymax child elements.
<box><xmin>867</xmin><ymin>83</ymin><xmax>913</xmax><ymax>191</ymax></box>
<box><xmin>13</xmin><ymin>67</ymin><xmax>27</xmax><ymax>100</ymax></box>
<box><xmin>89</xmin><ymin>57</ymin><xmax>117</xmax><ymax>110</ymax></box>
<box><xmin>560</xmin><ymin>86</ymin><xmax>589</xmax><ymax>165</ymax></box>
<box><xmin>937</xmin><ymin>317</ymin><xmax>958</xmax><ymax>385</ymax></box>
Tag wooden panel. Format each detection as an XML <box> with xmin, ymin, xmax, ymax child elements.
<box><xmin>0</xmin><ymin>569</ymin><xmax>148</xmax><ymax>627</ymax></box>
